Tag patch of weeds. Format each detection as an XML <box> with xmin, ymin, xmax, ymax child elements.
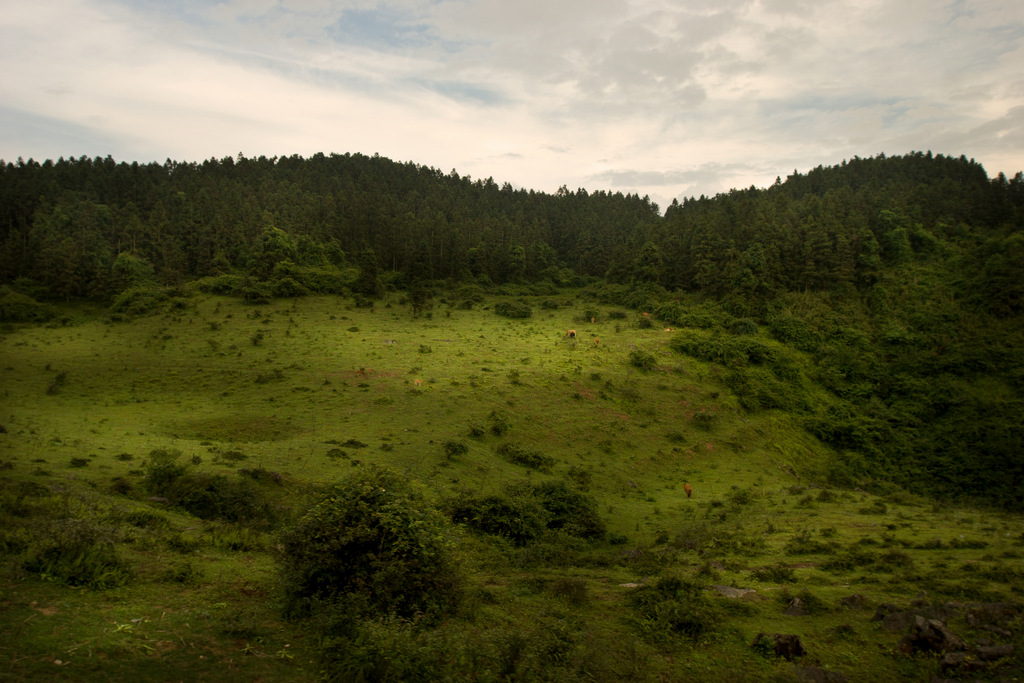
<box><xmin>122</xmin><ymin>510</ymin><xmax>169</xmax><ymax>529</ymax></box>
<box><xmin>254</xmin><ymin>368</ymin><xmax>285</xmax><ymax>384</ymax></box>
<box><xmin>496</xmin><ymin>443</ymin><xmax>555</xmax><ymax>472</ymax></box>
<box><xmin>69</xmin><ymin>457</ymin><xmax>90</xmax><ymax>468</ymax></box>
<box><xmin>629</xmin><ymin>349</ymin><xmax>657</xmax><ymax>371</ymax></box>
<box><xmin>221</xmin><ymin>450</ymin><xmax>248</xmax><ymax>462</ymax></box>
<box><xmin>629</xmin><ymin>575</ymin><xmax>721</xmax><ymax>642</ymax></box>
<box><xmin>550</xmin><ymin>578</ymin><xmax>589</xmax><ymax>605</ymax></box>
<box><xmin>166</xmin><ymin>532</ymin><xmax>201</xmax><ymax>554</ymax></box>
<box><xmin>442</xmin><ymin>440</ymin><xmax>468</xmax><ymax>459</ymax></box>
<box><xmin>115</xmin><ymin>452</ymin><xmax>134</xmax><ymax>461</ymax></box>
<box><xmin>419</xmin><ymin>344</ymin><xmax>432</xmax><ymax>354</ymax></box>
<box><xmin>858</xmin><ymin>500</ymin><xmax>888</xmax><ymax>515</ymax></box>
<box><xmin>326</xmin><ymin>448</ymin><xmax>349</xmax><ymax>460</ymax></box>
<box><xmin>692</xmin><ymin>409</ymin><xmax>717</xmax><ymax>430</ymax></box>
<box><xmin>784</xmin><ymin>529</ymin><xmax>840</xmax><ymax>555</ymax></box>
<box><xmin>664</xmin><ymin>431</ymin><xmax>686</xmax><ymax>444</ymax></box>
<box><xmin>777</xmin><ymin>587</ymin><xmax>829</xmax><ymax>615</ymax></box>
<box><xmin>950</xmin><ymin>537</ymin><xmax>989</xmax><ymax>549</ymax></box>
<box><xmin>23</xmin><ymin>518</ymin><xmax>133</xmax><ymax>589</ymax></box>
<box><xmin>46</xmin><ymin>370</ymin><xmax>68</xmax><ymax>395</ymax></box>
<box><xmin>206</xmin><ymin>525</ymin><xmax>269</xmax><ymax>552</ymax></box>
<box><xmin>751</xmin><ymin>564</ymin><xmax>797</xmax><ymax>583</ymax></box>
<box><xmin>489</xmin><ymin>410</ymin><xmax>511</xmax><ymax>436</ymax></box>
<box><xmin>159</xmin><ymin>561</ymin><xmax>204</xmax><ymax>584</ymax></box>
<box><xmin>874</xmin><ymin>549</ymin><xmax>914</xmax><ymax>571</ymax></box>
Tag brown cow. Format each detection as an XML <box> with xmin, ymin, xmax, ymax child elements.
<box><xmin>594</xmin><ymin>337</ymin><xmax>599</xmax><ymax>346</ymax></box>
<box><xmin>566</xmin><ymin>329</ymin><xmax>577</xmax><ymax>338</ymax></box>
<box><xmin>684</xmin><ymin>483</ymin><xmax>693</xmax><ymax>499</ymax></box>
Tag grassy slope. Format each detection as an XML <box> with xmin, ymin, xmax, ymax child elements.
<box><xmin>0</xmin><ymin>293</ymin><xmax>1021</xmax><ymax>681</ymax></box>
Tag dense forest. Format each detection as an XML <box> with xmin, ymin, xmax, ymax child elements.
<box><xmin>2</xmin><ymin>151</ymin><xmax>1023</xmax><ymax>508</ymax></box>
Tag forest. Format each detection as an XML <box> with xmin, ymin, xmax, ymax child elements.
<box><xmin>2</xmin><ymin>150</ymin><xmax>1024</xmax><ymax>681</ymax></box>
<box><xmin>3</xmin><ymin>150</ymin><xmax>1022</xmax><ymax>509</ymax></box>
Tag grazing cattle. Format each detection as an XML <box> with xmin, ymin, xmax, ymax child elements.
<box><xmin>684</xmin><ymin>483</ymin><xmax>693</xmax><ymax>499</ymax></box>
<box><xmin>641</xmin><ymin>312</ymin><xmax>649</xmax><ymax>317</ymax></box>
<box><xmin>591</xmin><ymin>317</ymin><xmax>595</xmax><ymax>323</ymax></box>
<box><xmin>664</xmin><ymin>328</ymin><xmax>674</xmax><ymax>332</ymax></box>
<box><xmin>566</xmin><ymin>329</ymin><xmax>577</xmax><ymax>338</ymax></box>
<box><xmin>594</xmin><ymin>337</ymin><xmax>600</xmax><ymax>346</ymax></box>
<box><xmin>413</xmin><ymin>378</ymin><xmax>424</xmax><ymax>386</ymax></box>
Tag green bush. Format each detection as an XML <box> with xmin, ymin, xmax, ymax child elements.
<box><xmin>630</xmin><ymin>575</ymin><xmax>721</xmax><ymax>642</ymax></box>
<box><xmin>0</xmin><ymin>286</ymin><xmax>55</xmax><ymax>322</ymax></box>
<box><xmin>446</xmin><ymin>493</ymin><xmax>547</xmax><ymax>546</ymax></box>
<box><xmin>494</xmin><ymin>300</ymin><xmax>533</xmax><ymax>318</ymax></box>
<box><xmin>22</xmin><ymin>519</ymin><xmax>132</xmax><ymax>589</ymax></box>
<box><xmin>143</xmin><ymin>449</ymin><xmax>275</xmax><ymax>525</ymax></box>
<box><xmin>523</xmin><ymin>481</ymin><xmax>607</xmax><ymax>540</ymax></box>
<box><xmin>629</xmin><ymin>349</ymin><xmax>658</xmax><ymax>371</ymax></box>
<box><xmin>496</xmin><ymin>443</ymin><xmax>554</xmax><ymax>472</ymax></box>
<box><xmin>109</xmin><ymin>286</ymin><xmax>168</xmax><ymax>318</ymax></box>
<box><xmin>278</xmin><ymin>466</ymin><xmax>461</xmax><ymax>619</ymax></box>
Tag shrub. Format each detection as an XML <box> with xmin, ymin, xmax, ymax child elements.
<box><xmin>751</xmin><ymin>564</ymin><xmax>797</xmax><ymax>583</ymax></box>
<box><xmin>496</xmin><ymin>443</ymin><xmax>554</xmax><ymax>472</ymax></box>
<box><xmin>729</xmin><ymin>318</ymin><xmax>759</xmax><ymax>335</ymax></box>
<box><xmin>442</xmin><ymin>440</ymin><xmax>468</xmax><ymax>459</ymax></box>
<box><xmin>22</xmin><ymin>519</ymin><xmax>132</xmax><ymax>589</ymax></box>
<box><xmin>446</xmin><ymin>493</ymin><xmax>546</xmax><ymax>546</ymax></box>
<box><xmin>278</xmin><ymin>466</ymin><xmax>461</xmax><ymax>619</ymax></box>
<box><xmin>524</xmin><ymin>481</ymin><xmax>606</xmax><ymax>540</ymax></box>
<box><xmin>109</xmin><ymin>285</ymin><xmax>168</xmax><ymax>318</ymax></box>
<box><xmin>0</xmin><ymin>286</ymin><xmax>55</xmax><ymax>322</ymax></box>
<box><xmin>143</xmin><ymin>449</ymin><xmax>274</xmax><ymax>525</ymax></box>
<box><xmin>494</xmin><ymin>300</ymin><xmax>533</xmax><ymax>318</ymax></box>
<box><xmin>629</xmin><ymin>349</ymin><xmax>658</xmax><ymax>371</ymax></box>
<box><xmin>630</xmin><ymin>575</ymin><xmax>721</xmax><ymax>642</ymax></box>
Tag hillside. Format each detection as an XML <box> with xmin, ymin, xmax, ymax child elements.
<box><xmin>2</xmin><ymin>150</ymin><xmax>1022</xmax><ymax>508</ymax></box>
<box><xmin>0</xmin><ymin>293</ymin><xmax>1021</xmax><ymax>681</ymax></box>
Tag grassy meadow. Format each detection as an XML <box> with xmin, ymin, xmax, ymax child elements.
<box><xmin>1</xmin><ymin>292</ymin><xmax>1021</xmax><ymax>681</ymax></box>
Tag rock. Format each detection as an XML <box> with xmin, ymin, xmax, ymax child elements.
<box><xmin>839</xmin><ymin>594</ymin><xmax>865</xmax><ymax>610</ymax></box>
<box><xmin>871</xmin><ymin>603</ymin><xmax>899</xmax><ymax>621</ymax></box>
<box><xmin>940</xmin><ymin>652</ymin><xmax>986</xmax><ymax>675</ymax></box>
<box><xmin>976</xmin><ymin>644</ymin><xmax>1014</xmax><ymax>661</ymax></box>
<box><xmin>965</xmin><ymin>602</ymin><xmax>1021</xmax><ymax>627</ymax></box>
<box><xmin>900</xmin><ymin>616</ymin><xmax>965</xmax><ymax>654</ymax></box>
<box><xmin>147</xmin><ymin>496</ymin><xmax>170</xmax><ymax>505</ymax></box>
<box><xmin>753</xmin><ymin>632</ymin><xmax>806</xmax><ymax>661</ymax></box>
<box><xmin>785</xmin><ymin>598</ymin><xmax>809</xmax><ymax>616</ymax></box>
<box><xmin>797</xmin><ymin>666</ymin><xmax>848</xmax><ymax>683</ymax></box>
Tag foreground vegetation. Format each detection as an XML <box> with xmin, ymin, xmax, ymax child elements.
<box><xmin>1</xmin><ymin>292</ymin><xmax>1021</xmax><ymax>681</ymax></box>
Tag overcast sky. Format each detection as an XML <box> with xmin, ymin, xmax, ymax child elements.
<box><xmin>2</xmin><ymin>0</ymin><xmax>1023</xmax><ymax>209</ymax></box>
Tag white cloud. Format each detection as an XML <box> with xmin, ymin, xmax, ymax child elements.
<box><xmin>0</xmin><ymin>0</ymin><xmax>1022</xmax><ymax>207</ymax></box>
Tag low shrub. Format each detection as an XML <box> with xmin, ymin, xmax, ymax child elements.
<box><xmin>494</xmin><ymin>300</ymin><xmax>533</xmax><ymax>319</ymax></box>
<box><xmin>630</xmin><ymin>575</ymin><xmax>721</xmax><ymax>642</ymax></box>
<box><xmin>751</xmin><ymin>564</ymin><xmax>797</xmax><ymax>583</ymax></box>
<box><xmin>22</xmin><ymin>518</ymin><xmax>132</xmax><ymax>589</ymax></box>
<box><xmin>446</xmin><ymin>493</ymin><xmax>546</xmax><ymax>546</ymax></box>
<box><xmin>496</xmin><ymin>443</ymin><xmax>555</xmax><ymax>472</ymax></box>
<box><xmin>629</xmin><ymin>349</ymin><xmax>657</xmax><ymax>371</ymax></box>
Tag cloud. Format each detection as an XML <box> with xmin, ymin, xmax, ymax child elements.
<box><xmin>0</xmin><ymin>0</ymin><xmax>1021</xmax><ymax>204</ymax></box>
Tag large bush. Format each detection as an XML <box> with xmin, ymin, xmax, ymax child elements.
<box><xmin>494</xmin><ymin>300</ymin><xmax>533</xmax><ymax>318</ymax></box>
<box><xmin>278</xmin><ymin>466</ymin><xmax>461</xmax><ymax>618</ymax></box>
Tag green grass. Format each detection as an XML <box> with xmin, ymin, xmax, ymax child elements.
<box><xmin>0</xmin><ymin>292</ymin><xmax>1021</xmax><ymax>681</ymax></box>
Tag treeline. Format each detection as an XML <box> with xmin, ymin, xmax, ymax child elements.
<box><xmin>0</xmin><ymin>152</ymin><xmax>660</xmax><ymax>299</ymax></box>
<box><xmin>2</xmin><ymin>150</ymin><xmax>1023</xmax><ymax>508</ymax></box>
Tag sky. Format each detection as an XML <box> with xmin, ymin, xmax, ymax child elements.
<box><xmin>2</xmin><ymin>0</ymin><xmax>1023</xmax><ymax>209</ymax></box>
